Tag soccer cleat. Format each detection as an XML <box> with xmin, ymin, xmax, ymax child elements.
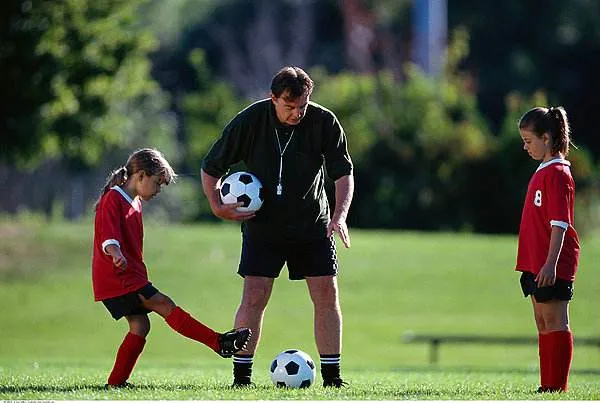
<box><xmin>218</xmin><ymin>328</ymin><xmax>251</xmax><ymax>358</ymax></box>
<box><xmin>104</xmin><ymin>382</ymin><xmax>134</xmax><ymax>389</ymax></box>
<box><xmin>231</xmin><ymin>379</ymin><xmax>255</xmax><ymax>388</ymax></box>
<box><xmin>323</xmin><ymin>378</ymin><xmax>348</xmax><ymax>388</ymax></box>
<box><xmin>536</xmin><ymin>386</ymin><xmax>562</xmax><ymax>393</ymax></box>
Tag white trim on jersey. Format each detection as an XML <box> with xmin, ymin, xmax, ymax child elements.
<box><xmin>111</xmin><ymin>185</ymin><xmax>135</xmax><ymax>205</ymax></box>
<box><xmin>536</xmin><ymin>158</ymin><xmax>570</xmax><ymax>172</ymax></box>
<box><xmin>101</xmin><ymin>239</ymin><xmax>120</xmax><ymax>254</ymax></box>
<box><xmin>550</xmin><ymin>220</ymin><xmax>569</xmax><ymax>230</ymax></box>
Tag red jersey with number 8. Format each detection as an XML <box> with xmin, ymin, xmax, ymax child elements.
<box><xmin>516</xmin><ymin>159</ymin><xmax>580</xmax><ymax>281</ymax></box>
<box><xmin>92</xmin><ymin>187</ymin><xmax>150</xmax><ymax>300</ymax></box>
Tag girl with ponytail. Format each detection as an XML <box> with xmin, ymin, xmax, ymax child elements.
<box><xmin>515</xmin><ymin>107</ymin><xmax>580</xmax><ymax>392</ymax></box>
<box><xmin>92</xmin><ymin>148</ymin><xmax>250</xmax><ymax>388</ymax></box>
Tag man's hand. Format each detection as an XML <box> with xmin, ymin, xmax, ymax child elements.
<box><xmin>327</xmin><ymin>218</ymin><xmax>351</xmax><ymax>248</ymax></box>
<box><xmin>214</xmin><ymin>202</ymin><xmax>256</xmax><ymax>222</ymax></box>
<box><xmin>202</xmin><ymin>170</ymin><xmax>256</xmax><ymax>222</ymax></box>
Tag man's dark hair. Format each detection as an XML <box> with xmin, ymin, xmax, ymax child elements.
<box><xmin>270</xmin><ymin>66</ymin><xmax>314</xmax><ymax>100</ymax></box>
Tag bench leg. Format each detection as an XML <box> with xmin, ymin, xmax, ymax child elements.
<box><xmin>430</xmin><ymin>340</ymin><xmax>440</xmax><ymax>365</ymax></box>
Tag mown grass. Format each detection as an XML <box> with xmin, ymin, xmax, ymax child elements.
<box><xmin>2</xmin><ymin>363</ymin><xmax>600</xmax><ymax>400</ymax></box>
<box><xmin>1</xmin><ymin>217</ymin><xmax>599</xmax><ymax>400</ymax></box>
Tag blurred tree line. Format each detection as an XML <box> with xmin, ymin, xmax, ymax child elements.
<box><xmin>1</xmin><ymin>0</ymin><xmax>598</xmax><ymax>233</ymax></box>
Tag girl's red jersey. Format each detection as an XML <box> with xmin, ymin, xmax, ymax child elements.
<box><xmin>92</xmin><ymin>186</ymin><xmax>150</xmax><ymax>300</ymax></box>
<box><xmin>516</xmin><ymin>159</ymin><xmax>580</xmax><ymax>281</ymax></box>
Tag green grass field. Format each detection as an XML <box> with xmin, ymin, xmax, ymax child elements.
<box><xmin>1</xmin><ymin>218</ymin><xmax>599</xmax><ymax>400</ymax></box>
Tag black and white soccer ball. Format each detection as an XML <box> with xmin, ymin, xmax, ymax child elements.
<box><xmin>270</xmin><ymin>349</ymin><xmax>316</xmax><ymax>388</ymax></box>
<box><xmin>220</xmin><ymin>171</ymin><xmax>264</xmax><ymax>213</ymax></box>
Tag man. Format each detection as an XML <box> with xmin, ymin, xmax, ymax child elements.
<box><xmin>201</xmin><ymin>66</ymin><xmax>354</xmax><ymax>388</ymax></box>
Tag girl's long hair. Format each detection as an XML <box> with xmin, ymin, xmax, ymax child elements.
<box><xmin>518</xmin><ymin>106</ymin><xmax>572</xmax><ymax>156</ymax></box>
<box><xmin>95</xmin><ymin>148</ymin><xmax>176</xmax><ymax>208</ymax></box>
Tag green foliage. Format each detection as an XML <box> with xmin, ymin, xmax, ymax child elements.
<box><xmin>182</xmin><ymin>50</ymin><xmax>245</xmax><ymax>169</ymax></box>
<box><xmin>449</xmin><ymin>0</ymin><xmax>600</xmax><ymax>160</ymax></box>
<box><xmin>0</xmin><ymin>0</ymin><xmax>168</xmax><ymax>169</ymax></box>
<box><xmin>313</xmin><ymin>30</ymin><xmax>495</xmax><ymax>230</ymax></box>
<box><xmin>180</xmin><ymin>49</ymin><xmax>247</xmax><ymax>220</ymax></box>
<box><xmin>312</xmin><ymin>27</ymin><xmax>599</xmax><ymax>233</ymax></box>
<box><xmin>140</xmin><ymin>0</ymin><xmax>221</xmax><ymax>47</ymax></box>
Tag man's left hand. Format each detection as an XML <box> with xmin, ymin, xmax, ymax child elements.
<box><xmin>327</xmin><ymin>219</ymin><xmax>351</xmax><ymax>248</ymax></box>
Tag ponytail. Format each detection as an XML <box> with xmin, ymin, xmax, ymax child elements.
<box><xmin>95</xmin><ymin>166</ymin><xmax>129</xmax><ymax>209</ymax></box>
<box><xmin>94</xmin><ymin>148</ymin><xmax>176</xmax><ymax>210</ymax></box>
<box><xmin>519</xmin><ymin>106</ymin><xmax>573</xmax><ymax>157</ymax></box>
<box><xmin>546</xmin><ymin>107</ymin><xmax>571</xmax><ymax>156</ymax></box>
<box><xmin>102</xmin><ymin>167</ymin><xmax>129</xmax><ymax>194</ymax></box>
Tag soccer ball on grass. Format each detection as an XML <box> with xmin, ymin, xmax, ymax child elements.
<box><xmin>220</xmin><ymin>171</ymin><xmax>264</xmax><ymax>212</ymax></box>
<box><xmin>270</xmin><ymin>349</ymin><xmax>316</xmax><ymax>388</ymax></box>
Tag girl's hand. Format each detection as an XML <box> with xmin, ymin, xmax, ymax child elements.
<box><xmin>112</xmin><ymin>251</ymin><xmax>127</xmax><ymax>270</ymax></box>
<box><xmin>214</xmin><ymin>202</ymin><xmax>256</xmax><ymax>222</ymax></box>
<box><xmin>105</xmin><ymin>244</ymin><xmax>127</xmax><ymax>270</ymax></box>
<box><xmin>536</xmin><ymin>263</ymin><xmax>556</xmax><ymax>288</ymax></box>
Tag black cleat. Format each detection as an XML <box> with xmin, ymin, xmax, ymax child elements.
<box><xmin>536</xmin><ymin>386</ymin><xmax>562</xmax><ymax>393</ymax></box>
<box><xmin>104</xmin><ymin>382</ymin><xmax>134</xmax><ymax>389</ymax></box>
<box><xmin>231</xmin><ymin>379</ymin><xmax>255</xmax><ymax>388</ymax></box>
<box><xmin>323</xmin><ymin>378</ymin><xmax>348</xmax><ymax>388</ymax></box>
<box><xmin>218</xmin><ymin>328</ymin><xmax>251</xmax><ymax>358</ymax></box>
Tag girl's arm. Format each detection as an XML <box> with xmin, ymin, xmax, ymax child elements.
<box><xmin>536</xmin><ymin>225</ymin><xmax>566</xmax><ymax>287</ymax></box>
<box><xmin>105</xmin><ymin>244</ymin><xmax>127</xmax><ymax>270</ymax></box>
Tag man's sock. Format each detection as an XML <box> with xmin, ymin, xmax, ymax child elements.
<box><xmin>539</xmin><ymin>333</ymin><xmax>552</xmax><ymax>389</ymax></box>
<box><xmin>107</xmin><ymin>332</ymin><xmax>146</xmax><ymax>386</ymax></box>
<box><xmin>165</xmin><ymin>306</ymin><xmax>220</xmax><ymax>352</ymax></box>
<box><xmin>320</xmin><ymin>354</ymin><xmax>341</xmax><ymax>382</ymax></box>
<box><xmin>547</xmin><ymin>330</ymin><xmax>573</xmax><ymax>391</ymax></box>
<box><xmin>233</xmin><ymin>354</ymin><xmax>254</xmax><ymax>384</ymax></box>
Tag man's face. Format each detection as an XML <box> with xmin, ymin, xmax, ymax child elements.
<box><xmin>271</xmin><ymin>90</ymin><xmax>309</xmax><ymax>126</ymax></box>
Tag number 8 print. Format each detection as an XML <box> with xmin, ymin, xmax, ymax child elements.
<box><xmin>534</xmin><ymin>190</ymin><xmax>542</xmax><ymax>207</ymax></box>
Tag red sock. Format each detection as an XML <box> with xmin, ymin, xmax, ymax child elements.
<box><xmin>107</xmin><ymin>332</ymin><xmax>146</xmax><ymax>385</ymax></box>
<box><xmin>165</xmin><ymin>306</ymin><xmax>220</xmax><ymax>352</ymax></box>
<box><xmin>538</xmin><ymin>333</ymin><xmax>552</xmax><ymax>389</ymax></box>
<box><xmin>547</xmin><ymin>330</ymin><xmax>573</xmax><ymax>391</ymax></box>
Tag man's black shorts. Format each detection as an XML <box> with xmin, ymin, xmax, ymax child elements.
<box><xmin>101</xmin><ymin>283</ymin><xmax>159</xmax><ymax>320</ymax></box>
<box><xmin>238</xmin><ymin>236</ymin><xmax>338</xmax><ymax>280</ymax></box>
<box><xmin>519</xmin><ymin>272</ymin><xmax>573</xmax><ymax>302</ymax></box>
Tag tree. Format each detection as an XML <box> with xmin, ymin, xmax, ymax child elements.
<box><xmin>0</xmin><ymin>0</ymin><xmax>162</xmax><ymax>168</ymax></box>
<box><xmin>449</xmin><ymin>0</ymin><xmax>600</xmax><ymax>161</ymax></box>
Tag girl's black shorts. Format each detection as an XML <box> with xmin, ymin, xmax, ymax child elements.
<box><xmin>238</xmin><ymin>236</ymin><xmax>338</xmax><ymax>280</ymax></box>
<box><xmin>101</xmin><ymin>283</ymin><xmax>159</xmax><ymax>320</ymax></box>
<box><xmin>519</xmin><ymin>272</ymin><xmax>573</xmax><ymax>302</ymax></box>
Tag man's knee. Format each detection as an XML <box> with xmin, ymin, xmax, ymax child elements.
<box><xmin>241</xmin><ymin>290</ymin><xmax>270</xmax><ymax>311</ymax></box>
<box><xmin>240</xmin><ymin>280</ymin><xmax>273</xmax><ymax>311</ymax></box>
<box><xmin>312</xmin><ymin>291</ymin><xmax>339</xmax><ymax>311</ymax></box>
<box><xmin>308</xmin><ymin>277</ymin><xmax>339</xmax><ymax>306</ymax></box>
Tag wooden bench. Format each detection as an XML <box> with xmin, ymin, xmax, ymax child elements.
<box><xmin>402</xmin><ymin>332</ymin><xmax>600</xmax><ymax>365</ymax></box>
